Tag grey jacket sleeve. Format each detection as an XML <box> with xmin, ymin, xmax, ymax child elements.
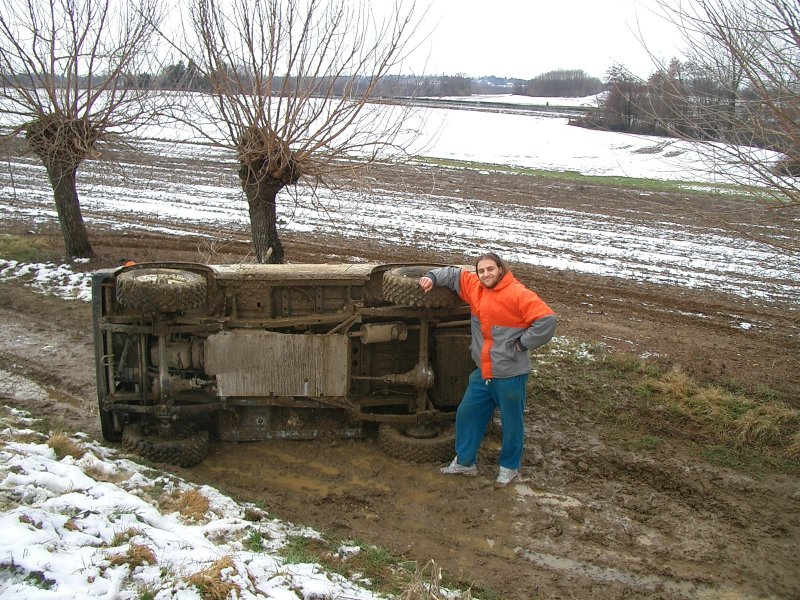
<box><xmin>520</xmin><ymin>314</ymin><xmax>557</xmax><ymax>351</ymax></box>
<box><xmin>425</xmin><ymin>266</ymin><xmax>464</xmax><ymax>296</ymax></box>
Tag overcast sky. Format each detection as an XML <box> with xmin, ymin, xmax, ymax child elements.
<box><xmin>403</xmin><ymin>0</ymin><xmax>685</xmax><ymax>80</ymax></box>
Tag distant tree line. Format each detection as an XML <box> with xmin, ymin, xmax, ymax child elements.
<box><xmin>513</xmin><ymin>69</ymin><xmax>604</xmax><ymax>97</ymax></box>
<box><xmin>119</xmin><ymin>64</ymin><xmax>604</xmax><ymax>99</ymax></box>
<box><xmin>3</xmin><ymin>60</ymin><xmax>602</xmax><ymax>100</ymax></box>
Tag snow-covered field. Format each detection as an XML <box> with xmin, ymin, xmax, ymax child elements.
<box><xmin>123</xmin><ymin>95</ymin><xmax>777</xmax><ymax>184</ymax></box>
<box><xmin>2</xmin><ymin>117</ymin><xmax>798</xmax><ymax>306</ymax></box>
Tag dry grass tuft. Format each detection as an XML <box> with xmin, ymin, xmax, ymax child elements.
<box><xmin>82</xmin><ymin>463</ymin><xmax>131</xmax><ymax>484</ymax></box>
<box><xmin>736</xmin><ymin>403</ymin><xmax>800</xmax><ymax>447</ymax></box>
<box><xmin>787</xmin><ymin>430</ymin><xmax>800</xmax><ymax>458</ymax></box>
<box><xmin>680</xmin><ymin>386</ymin><xmax>735</xmax><ymax>429</ymax></box>
<box><xmin>648</xmin><ymin>367</ymin><xmax>696</xmax><ymax>400</ymax></box>
<box><xmin>110</xmin><ymin>527</ymin><xmax>144</xmax><ymax>546</ymax></box>
<box><xmin>63</xmin><ymin>518</ymin><xmax>79</xmax><ymax>531</ymax></box>
<box><xmin>176</xmin><ymin>489</ymin><xmax>211</xmax><ymax>521</ymax></box>
<box><xmin>158</xmin><ymin>488</ymin><xmax>212</xmax><ymax>521</ymax></box>
<box><xmin>187</xmin><ymin>556</ymin><xmax>240</xmax><ymax>600</ymax></box>
<box><xmin>399</xmin><ymin>560</ymin><xmax>471</xmax><ymax>600</ymax></box>
<box><xmin>108</xmin><ymin>542</ymin><xmax>157</xmax><ymax>568</ymax></box>
<box><xmin>47</xmin><ymin>432</ymin><xmax>84</xmax><ymax>460</ymax></box>
<box><xmin>642</xmin><ymin>367</ymin><xmax>800</xmax><ymax>457</ymax></box>
<box><xmin>19</xmin><ymin>514</ymin><xmax>43</xmax><ymax>529</ymax></box>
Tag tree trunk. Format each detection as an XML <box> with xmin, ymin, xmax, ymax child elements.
<box><xmin>44</xmin><ymin>162</ymin><xmax>94</xmax><ymax>258</ymax></box>
<box><xmin>239</xmin><ymin>164</ymin><xmax>285</xmax><ymax>264</ymax></box>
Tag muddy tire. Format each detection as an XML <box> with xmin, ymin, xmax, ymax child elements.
<box><xmin>116</xmin><ymin>268</ymin><xmax>206</xmax><ymax>313</ymax></box>
<box><xmin>382</xmin><ymin>266</ymin><xmax>462</xmax><ymax>308</ymax></box>
<box><xmin>98</xmin><ymin>407</ymin><xmax>121</xmax><ymax>442</ymax></box>
<box><xmin>122</xmin><ymin>423</ymin><xmax>210</xmax><ymax>467</ymax></box>
<box><xmin>377</xmin><ymin>424</ymin><xmax>455</xmax><ymax>463</ymax></box>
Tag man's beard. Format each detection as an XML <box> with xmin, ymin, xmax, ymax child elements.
<box><xmin>481</xmin><ymin>271</ymin><xmax>504</xmax><ymax>288</ymax></box>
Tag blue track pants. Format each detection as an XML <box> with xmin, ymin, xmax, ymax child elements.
<box><xmin>454</xmin><ymin>369</ymin><xmax>529</xmax><ymax>470</ymax></box>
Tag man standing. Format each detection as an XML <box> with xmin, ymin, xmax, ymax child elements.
<box><xmin>419</xmin><ymin>253</ymin><xmax>556</xmax><ymax>487</ymax></box>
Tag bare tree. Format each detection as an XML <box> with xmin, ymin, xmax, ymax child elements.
<box><xmin>0</xmin><ymin>0</ymin><xmax>162</xmax><ymax>257</ymax></box>
<box><xmin>167</xmin><ymin>0</ymin><xmax>423</xmax><ymax>263</ymax></box>
<box><xmin>649</xmin><ymin>0</ymin><xmax>800</xmax><ymax>210</ymax></box>
<box><xmin>603</xmin><ymin>65</ymin><xmax>649</xmax><ymax>131</ymax></box>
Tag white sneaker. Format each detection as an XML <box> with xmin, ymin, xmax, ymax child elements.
<box><xmin>440</xmin><ymin>456</ymin><xmax>478</xmax><ymax>476</ymax></box>
<box><xmin>495</xmin><ymin>466</ymin><xmax>519</xmax><ymax>488</ymax></box>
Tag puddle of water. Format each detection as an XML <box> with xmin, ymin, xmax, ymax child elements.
<box><xmin>257</xmin><ymin>448</ymin><xmax>307</xmax><ymax>465</ymax></box>
<box><xmin>0</xmin><ymin>368</ymin><xmax>50</xmax><ymax>402</ymax></box>
<box><xmin>306</xmin><ymin>461</ymin><xmax>340</xmax><ymax>477</ymax></box>
<box><xmin>203</xmin><ymin>462</ymin><xmax>340</xmax><ymax>495</ymax></box>
<box><xmin>350</xmin><ymin>456</ymin><xmax>374</xmax><ymax>469</ymax></box>
<box><xmin>203</xmin><ymin>443</ymin><xmax>393</xmax><ymax>497</ymax></box>
<box><xmin>395</xmin><ymin>487</ymin><xmax>439</xmax><ymax>506</ymax></box>
<box><xmin>346</xmin><ymin>475</ymin><xmax>390</xmax><ymax>493</ymax></box>
<box><xmin>450</xmin><ymin>532</ymin><xmax>517</xmax><ymax>560</ymax></box>
<box><xmin>514</xmin><ymin>484</ymin><xmax>583</xmax><ymax>516</ymax></box>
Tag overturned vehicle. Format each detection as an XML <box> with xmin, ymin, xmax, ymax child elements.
<box><xmin>92</xmin><ymin>262</ymin><xmax>472</xmax><ymax>467</ymax></box>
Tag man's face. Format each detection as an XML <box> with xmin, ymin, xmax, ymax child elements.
<box><xmin>477</xmin><ymin>259</ymin><xmax>504</xmax><ymax>289</ymax></box>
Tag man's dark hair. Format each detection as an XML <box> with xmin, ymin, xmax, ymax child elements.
<box><xmin>474</xmin><ymin>252</ymin><xmax>509</xmax><ymax>274</ymax></box>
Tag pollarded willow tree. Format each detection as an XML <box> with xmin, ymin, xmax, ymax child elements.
<box><xmin>173</xmin><ymin>0</ymin><xmax>423</xmax><ymax>263</ymax></box>
<box><xmin>0</xmin><ymin>0</ymin><xmax>162</xmax><ymax>258</ymax></box>
<box><xmin>647</xmin><ymin>0</ymin><xmax>800</xmax><ymax>215</ymax></box>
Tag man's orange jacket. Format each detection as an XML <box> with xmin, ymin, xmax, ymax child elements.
<box><xmin>426</xmin><ymin>266</ymin><xmax>557</xmax><ymax>379</ymax></box>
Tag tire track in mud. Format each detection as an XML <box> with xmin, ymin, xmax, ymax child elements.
<box><xmin>0</xmin><ymin>285</ymin><xmax>99</xmax><ymax>435</ymax></box>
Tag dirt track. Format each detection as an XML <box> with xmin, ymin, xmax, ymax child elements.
<box><xmin>1</xmin><ymin>160</ymin><xmax>799</xmax><ymax>599</ymax></box>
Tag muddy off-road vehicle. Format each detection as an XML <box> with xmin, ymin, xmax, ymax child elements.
<box><xmin>92</xmin><ymin>262</ymin><xmax>473</xmax><ymax>467</ymax></box>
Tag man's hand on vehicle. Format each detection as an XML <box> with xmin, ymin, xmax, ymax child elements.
<box><xmin>419</xmin><ymin>276</ymin><xmax>434</xmax><ymax>292</ymax></box>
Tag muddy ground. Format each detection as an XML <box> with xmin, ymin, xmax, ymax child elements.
<box><xmin>1</xmin><ymin>161</ymin><xmax>799</xmax><ymax>599</ymax></box>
